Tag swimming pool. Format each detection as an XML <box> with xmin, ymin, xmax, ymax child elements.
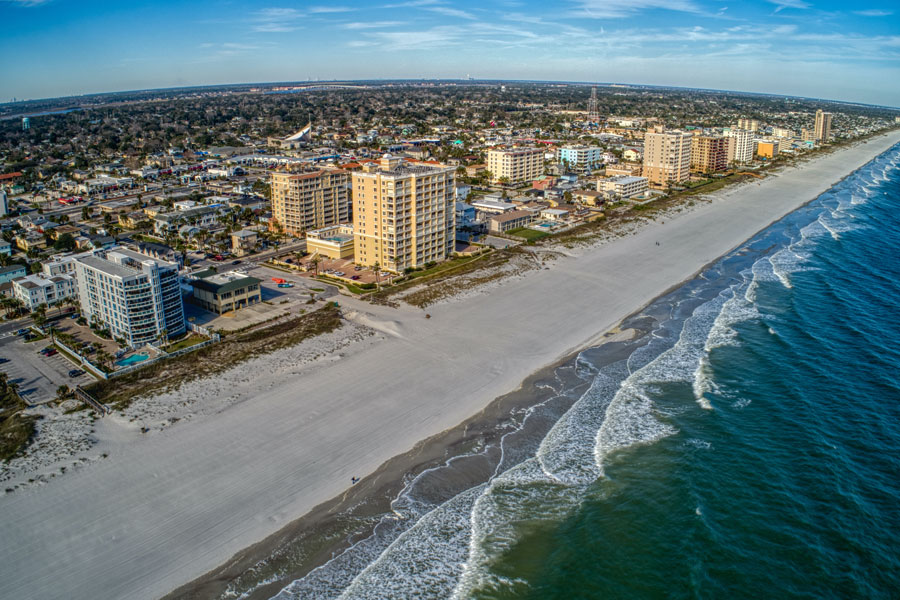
<box><xmin>116</xmin><ymin>353</ymin><xmax>149</xmax><ymax>367</ymax></box>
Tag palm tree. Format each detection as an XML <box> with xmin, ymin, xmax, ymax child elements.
<box><xmin>373</xmin><ymin>261</ymin><xmax>381</xmax><ymax>290</ymax></box>
<box><xmin>310</xmin><ymin>255</ymin><xmax>322</xmax><ymax>277</ymax></box>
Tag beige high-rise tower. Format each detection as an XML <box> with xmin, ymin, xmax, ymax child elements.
<box><xmin>814</xmin><ymin>109</ymin><xmax>833</xmax><ymax>142</ymax></box>
<box><xmin>352</xmin><ymin>156</ymin><xmax>456</xmax><ymax>272</ymax></box>
<box><xmin>642</xmin><ymin>128</ymin><xmax>692</xmax><ymax>186</ymax></box>
<box><xmin>271</xmin><ymin>168</ymin><xmax>351</xmax><ymax>236</ymax></box>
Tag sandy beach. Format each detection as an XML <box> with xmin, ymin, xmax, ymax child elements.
<box><xmin>2</xmin><ymin>130</ymin><xmax>899</xmax><ymax>600</ymax></box>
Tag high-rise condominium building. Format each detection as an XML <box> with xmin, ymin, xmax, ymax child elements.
<box><xmin>814</xmin><ymin>110</ymin><xmax>833</xmax><ymax>142</ymax></box>
<box><xmin>74</xmin><ymin>247</ymin><xmax>185</xmax><ymax>347</ymax></box>
<box><xmin>271</xmin><ymin>168</ymin><xmax>351</xmax><ymax>236</ymax></box>
<box><xmin>724</xmin><ymin>129</ymin><xmax>755</xmax><ymax>164</ymax></box>
<box><xmin>642</xmin><ymin>129</ymin><xmax>692</xmax><ymax>186</ymax></box>
<box><xmin>486</xmin><ymin>147</ymin><xmax>544</xmax><ymax>184</ymax></box>
<box><xmin>737</xmin><ymin>118</ymin><xmax>760</xmax><ymax>132</ymax></box>
<box><xmin>352</xmin><ymin>156</ymin><xmax>455</xmax><ymax>273</ymax></box>
<box><xmin>690</xmin><ymin>135</ymin><xmax>729</xmax><ymax>173</ymax></box>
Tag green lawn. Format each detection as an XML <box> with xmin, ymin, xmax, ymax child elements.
<box><xmin>164</xmin><ymin>335</ymin><xmax>207</xmax><ymax>353</ymax></box>
<box><xmin>507</xmin><ymin>227</ymin><xmax>549</xmax><ymax>242</ymax></box>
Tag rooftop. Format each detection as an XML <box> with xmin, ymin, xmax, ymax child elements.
<box><xmin>191</xmin><ymin>271</ymin><xmax>261</xmax><ymax>295</ymax></box>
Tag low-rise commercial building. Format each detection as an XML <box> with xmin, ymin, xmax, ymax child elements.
<box><xmin>488</xmin><ymin>209</ymin><xmax>534</xmax><ymax>233</ymax></box>
<box><xmin>189</xmin><ymin>270</ymin><xmax>261</xmax><ymax>315</ymax></box>
<box><xmin>305</xmin><ymin>225</ymin><xmax>354</xmax><ymax>260</ymax></box>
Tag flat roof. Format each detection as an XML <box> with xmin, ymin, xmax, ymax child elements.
<box><xmin>191</xmin><ymin>272</ymin><xmax>261</xmax><ymax>295</ymax></box>
<box><xmin>77</xmin><ymin>255</ymin><xmax>137</xmax><ymax>278</ymax></box>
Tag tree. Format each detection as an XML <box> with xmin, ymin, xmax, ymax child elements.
<box><xmin>373</xmin><ymin>261</ymin><xmax>381</xmax><ymax>290</ymax></box>
<box><xmin>56</xmin><ymin>385</ymin><xmax>70</xmax><ymax>402</ymax></box>
<box><xmin>310</xmin><ymin>255</ymin><xmax>322</xmax><ymax>276</ymax></box>
<box><xmin>54</xmin><ymin>233</ymin><xmax>77</xmax><ymax>251</ymax></box>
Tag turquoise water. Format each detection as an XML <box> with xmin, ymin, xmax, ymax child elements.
<box><xmin>269</xmin><ymin>144</ymin><xmax>900</xmax><ymax>599</ymax></box>
<box><xmin>116</xmin><ymin>353</ymin><xmax>149</xmax><ymax>367</ymax></box>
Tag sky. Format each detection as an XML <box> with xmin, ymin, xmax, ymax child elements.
<box><xmin>1</xmin><ymin>0</ymin><xmax>899</xmax><ymax>107</ymax></box>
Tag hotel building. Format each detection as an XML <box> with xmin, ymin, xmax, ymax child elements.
<box><xmin>352</xmin><ymin>156</ymin><xmax>455</xmax><ymax>272</ymax></box>
<box><xmin>642</xmin><ymin>129</ymin><xmax>692</xmax><ymax>186</ymax></box>
<box><xmin>271</xmin><ymin>168</ymin><xmax>351</xmax><ymax>236</ymax></box>
<box><xmin>486</xmin><ymin>148</ymin><xmax>544</xmax><ymax>185</ymax></box>
<box><xmin>74</xmin><ymin>247</ymin><xmax>185</xmax><ymax>347</ymax></box>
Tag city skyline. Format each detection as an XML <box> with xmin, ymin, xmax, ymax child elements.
<box><xmin>2</xmin><ymin>0</ymin><xmax>899</xmax><ymax>107</ymax></box>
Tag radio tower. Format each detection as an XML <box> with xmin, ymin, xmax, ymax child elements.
<box><xmin>587</xmin><ymin>86</ymin><xmax>600</xmax><ymax>124</ymax></box>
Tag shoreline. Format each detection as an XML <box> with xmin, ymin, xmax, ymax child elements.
<box><xmin>170</xmin><ymin>135</ymin><xmax>898</xmax><ymax>599</ymax></box>
<box><xmin>2</xmin><ymin>131</ymin><xmax>899</xmax><ymax>600</ymax></box>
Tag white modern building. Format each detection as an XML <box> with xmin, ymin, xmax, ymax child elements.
<box><xmin>74</xmin><ymin>247</ymin><xmax>185</xmax><ymax>347</ymax></box>
<box><xmin>598</xmin><ymin>175</ymin><xmax>649</xmax><ymax>198</ymax></box>
<box><xmin>558</xmin><ymin>146</ymin><xmax>604</xmax><ymax>172</ymax></box>
<box><xmin>724</xmin><ymin>129</ymin><xmax>755</xmax><ymax>164</ymax></box>
<box><xmin>11</xmin><ymin>273</ymin><xmax>77</xmax><ymax>311</ymax></box>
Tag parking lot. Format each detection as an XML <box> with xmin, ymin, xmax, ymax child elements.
<box><xmin>0</xmin><ymin>334</ymin><xmax>94</xmax><ymax>405</ymax></box>
<box><xmin>183</xmin><ymin>264</ymin><xmax>339</xmax><ymax>332</ymax></box>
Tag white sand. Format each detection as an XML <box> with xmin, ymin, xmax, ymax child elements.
<box><xmin>1</xmin><ymin>131</ymin><xmax>898</xmax><ymax>600</ymax></box>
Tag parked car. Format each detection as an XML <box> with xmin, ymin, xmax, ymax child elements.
<box><xmin>232</xmin><ymin>260</ymin><xmax>241</xmax><ymax>265</ymax></box>
<box><xmin>0</xmin><ymin>357</ymin><xmax>9</xmax><ymax>364</ymax></box>
<box><xmin>68</xmin><ymin>369</ymin><xmax>84</xmax><ymax>378</ymax></box>
<box><xmin>351</xmin><ymin>275</ymin><xmax>361</xmax><ymax>280</ymax></box>
<box><xmin>44</xmin><ymin>349</ymin><xmax>58</xmax><ymax>357</ymax></box>
<box><xmin>15</xmin><ymin>328</ymin><xmax>29</xmax><ymax>336</ymax></box>
<box><xmin>277</xmin><ymin>283</ymin><xmax>293</xmax><ymax>288</ymax></box>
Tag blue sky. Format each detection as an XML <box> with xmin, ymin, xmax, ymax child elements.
<box><xmin>1</xmin><ymin>0</ymin><xmax>899</xmax><ymax>106</ymax></box>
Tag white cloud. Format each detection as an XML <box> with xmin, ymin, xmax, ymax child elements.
<box><xmin>252</xmin><ymin>7</ymin><xmax>304</xmax><ymax>32</ymax></box>
<box><xmin>341</xmin><ymin>21</ymin><xmax>405</xmax><ymax>29</ymax></box>
<box><xmin>767</xmin><ymin>0</ymin><xmax>811</xmax><ymax>13</ymax></box>
<box><xmin>853</xmin><ymin>9</ymin><xmax>892</xmax><ymax>16</ymax></box>
<box><xmin>0</xmin><ymin>0</ymin><xmax>52</xmax><ymax>5</ymax></box>
<box><xmin>571</xmin><ymin>0</ymin><xmax>700</xmax><ymax>19</ymax></box>
<box><xmin>427</xmin><ymin>6</ymin><xmax>477</xmax><ymax>19</ymax></box>
<box><xmin>308</xmin><ymin>6</ymin><xmax>354</xmax><ymax>13</ymax></box>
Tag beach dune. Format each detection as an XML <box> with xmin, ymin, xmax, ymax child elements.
<box><xmin>1</xmin><ymin>131</ymin><xmax>899</xmax><ymax>600</ymax></box>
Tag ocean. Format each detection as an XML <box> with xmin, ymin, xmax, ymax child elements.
<box><xmin>249</xmin><ymin>144</ymin><xmax>900</xmax><ymax>599</ymax></box>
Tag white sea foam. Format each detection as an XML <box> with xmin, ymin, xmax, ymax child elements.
<box><xmin>334</xmin><ymin>486</ymin><xmax>482</xmax><ymax>600</ymax></box>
